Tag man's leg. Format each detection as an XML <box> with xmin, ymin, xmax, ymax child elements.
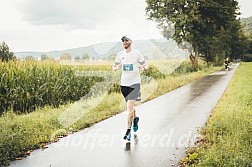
<box><xmin>123</xmin><ymin>100</ymin><xmax>135</xmax><ymax>141</ymax></box>
<box><xmin>127</xmin><ymin>99</ymin><xmax>140</xmax><ymax>132</ymax></box>
<box><xmin>127</xmin><ymin>100</ymin><xmax>136</xmax><ymax>129</ymax></box>
<box><xmin>123</xmin><ymin>84</ymin><xmax>140</xmax><ymax>140</ymax></box>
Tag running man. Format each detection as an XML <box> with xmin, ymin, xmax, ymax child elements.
<box><xmin>112</xmin><ymin>35</ymin><xmax>148</xmax><ymax>141</ymax></box>
<box><xmin>224</xmin><ymin>57</ymin><xmax>230</xmax><ymax>73</ymax></box>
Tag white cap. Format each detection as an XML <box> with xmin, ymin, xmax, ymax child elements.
<box><xmin>121</xmin><ymin>35</ymin><xmax>132</xmax><ymax>41</ymax></box>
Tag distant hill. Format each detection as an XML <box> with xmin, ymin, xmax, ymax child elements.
<box><xmin>14</xmin><ymin>39</ymin><xmax>187</xmax><ymax>60</ymax></box>
<box><xmin>241</xmin><ymin>16</ymin><xmax>252</xmax><ymax>35</ymax></box>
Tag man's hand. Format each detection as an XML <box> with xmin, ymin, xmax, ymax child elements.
<box><xmin>112</xmin><ymin>65</ymin><xmax>119</xmax><ymax>71</ymax></box>
<box><xmin>140</xmin><ymin>64</ymin><xmax>148</xmax><ymax>71</ymax></box>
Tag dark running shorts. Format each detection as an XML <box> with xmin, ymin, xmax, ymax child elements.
<box><xmin>120</xmin><ymin>84</ymin><xmax>141</xmax><ymax>102</ymax></box>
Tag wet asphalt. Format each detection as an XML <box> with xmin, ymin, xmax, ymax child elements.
<box><xmin>9</xmin><ymin>64</ymin><xmax>238</xmax><ymax>167</ymax></box>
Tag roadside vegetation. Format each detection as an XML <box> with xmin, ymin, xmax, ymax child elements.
<box><xmin>180</xmin><ymin>62</ymin><xmax>252</xmax><ymax>166</ymax></box>
<box><xmin>0</xmin><ymin>59</ymin><xmax>221</xmax><ymax>166</ymax></box>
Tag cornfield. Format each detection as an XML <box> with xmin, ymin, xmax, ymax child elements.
<box><xmin>0</xmin><ymin>60</ymin><xmax>113</xmax><ymax>114</ymax></box>
<box><xmin>0</xmin><ymin>59</ymin><xmax>190</xmax><ymax>115</ymax></box>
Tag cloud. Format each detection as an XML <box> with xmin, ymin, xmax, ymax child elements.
<box><xmin>18</xmin><ymin>0</ymin><xmax>137</xmax><ymax>29</ymax></box>
<box><xmin>1</xmin><ymin>0</ymin><xmax>162</xmax><ymax>52</ymax></box>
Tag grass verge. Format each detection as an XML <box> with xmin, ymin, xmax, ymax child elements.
<box><xmin>0</xmin><ymin>64</ymin><xmax>221</xmax><ymax>166</ymax></box>
<box><xmin>180</xmin><ymin>62</ymin><xmax>252</xmax><ymax>166</ymax></box>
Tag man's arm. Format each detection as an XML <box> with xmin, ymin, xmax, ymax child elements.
<box><xmin>112</xmin><ymin>53</ymin><xmax>122</xmax><ymax>71</ymax></box>
<box><xmin>138</xmin><ymin>51</ymin><xmax>148</xmax><ymax>70</ymax></box>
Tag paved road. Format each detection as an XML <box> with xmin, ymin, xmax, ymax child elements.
<box><xmin>9</xmin><ymin>64</ymin><xmax>238</xmax><ymax>167</ymax></box>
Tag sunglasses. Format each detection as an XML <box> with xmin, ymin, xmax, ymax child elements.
<box><xmin>121</xmin><ymin>36</ymin><xmax>130</xmax><ymax>42</ymax></box>
<box><xmin>122</xmin><ymin>39</ymin><xmax>129</xmax><ymax>42</ymax></box>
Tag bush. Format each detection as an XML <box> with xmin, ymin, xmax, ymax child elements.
<box><xmin>242</xmin><ymin>54</ymin><xmax>252</xmax><ymax>62</ymax></box>
<box><xmin>142</xmin><ymin>65</ymin><xmax>166</xmax><ymax>79</ymax></box>
<box><xmin>172</xmin><ymin>61</ymin><xmax>200</xmax><ymax>75</ymax></box>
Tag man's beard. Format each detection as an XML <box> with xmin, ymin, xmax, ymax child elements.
<box><xmin>124</xmin><ymin>43</ymin><xmax>131</xmax><ymax>49</ymax></box>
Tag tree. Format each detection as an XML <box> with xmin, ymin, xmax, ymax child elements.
<box><xmin>60</xmin><ymin>53</ymin><xmax>72</xmax><ymax>60</ymax></box>
<box><xmin>146</xmin><ymin>0</ymin><xmax>241</xmax><ymax>66</ymax></box>
<box><xmin>247</xmin><ymin>38</ymin><xmax>252</xmax><ymax>54</ymax></box>
<box><xmin>82</xmin><ymin>52</ymin><xmax>89</xmax><ymax>61</ymax></box>
<box><xmin>146</xmin><ymin>0</ymin><xmax>201</xmax><ymax>66</ymax></box>
<box><xmin>74</xmin><ymin>55</ymin><xmax>81</xmax><ymax>61</ymax></box>
<box><xmin>25</xmin><ymin>55</ymin><xmax>36</xmax><ymax>61</ymax></box>
<box><xmin>228</xmin><ymin>21</ymin><xmax>249</xmax><ymax>61</ymax></box>
<box><xmin>0</xmin><ymin>41</ymin><xmax>16</xmax><ymax>62</ymax></box>
<box><xmin>41</xmin><ymin>54</ymin><xmax>49</xmax><ymax>61</ymax></box>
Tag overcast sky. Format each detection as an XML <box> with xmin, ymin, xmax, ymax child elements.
<box><xmin>0</xmin><ymin>0</ymin><xmax>251</xmax><ymax>52</ymax></box>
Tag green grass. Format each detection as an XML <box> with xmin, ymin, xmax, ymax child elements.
<box><xmin>0</xmin><ymin>61</ymin><xmax>221</xmax><ymax>166</ymax></box>
<box><xmin>181</xmin><ymin>62</ymin><xmax>252</xmax><ymax>167</ymax></box>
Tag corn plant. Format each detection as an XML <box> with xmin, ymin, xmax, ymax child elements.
<box><xmin>0</xmin><ymin>60</ymin><xmax>111</xmax><ymax>114</ymax></box>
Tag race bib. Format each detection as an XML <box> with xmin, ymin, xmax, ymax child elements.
<box><xmin>123</xmin><ymin>64</ymin><xmax>133</xmax><ymax>72</ymax></box>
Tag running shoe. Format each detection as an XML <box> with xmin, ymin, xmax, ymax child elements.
<box><xmin>133</xmin><ymin>117</ymin><xmax>139</xmax><ymax>132</ymax></box>
<box><xmin>123</xmin><ymin>129</ymin><xmax>131</xmax><ymax>141</ymax></box>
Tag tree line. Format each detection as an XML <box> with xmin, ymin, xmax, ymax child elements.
<box><xmin>0</xmin><ymin>42</ymin><xmax>116</xmax><ymax>61</ymax></box>
<box><xmin>146</xmin><ymin>0</ymin><xmax>252</xmax><ymax>65</ymax></box>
